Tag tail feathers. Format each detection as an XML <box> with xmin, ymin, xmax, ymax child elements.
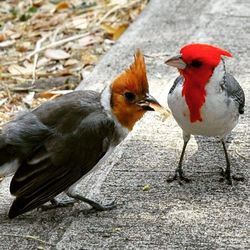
<box><xmin>8</xmin><ymin>198</ymin><xmax>26</xmax><ymax>219</ymax></box>
<box><xmin>8</xmin><ymin>197</ymin><xmax>37</xmax><ymax>219</ymax></box>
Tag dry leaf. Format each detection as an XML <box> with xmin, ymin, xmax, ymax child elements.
<box><xmin>55</xmin><ymin>2</ymin><xmax>70</xmax><ymax>11</ymax></box>
<box><xmin>16</xmin><ymin>41</ymin><xmax>32</xmax><ymax>52</ymax></box>
<box><xmin>81</xmin><ymin>52</ymin><xmax>97</xmax><ymax>66</ymax></box>
<box><xmin>113</xmin><ymin>23</ymin><xmax>129</xmax><ymax>40</ymax></box>
<box><xmin>32</xmin><ymin>0</ymin><xmax>44</xmax><ymax>7</ymax></box>
<box><xmin>38</xmin><ymin>90</ymin><xmax>72</xmax><ymax>99</ymax></box>
<box><xmin>37</xmin><ymin>57</ymin><xmax>50</xmax><ymax>68</ymax></box>
<box><xmin>23</xmin><ymin>61</ymin><xmax>34</xmax><ymax>69</ymax></box>
<box><xmin>68</xmin><ymin>16</ymin><xmax>88</xmax><ymax>30</ymax></box>
<box><xmin>45</xmin><ymin>49</ymin><xmax>71</xmax><ymax>60</ymax></box>
<box><xmin>101</xmin><ymin>23</ymin><xmax>129</xmax><ymax>40</ymax></box>
<box><xmin>101</xmin><ymin>24</ymin><xmax>115</xmax><ymax>34</ymax></box>
<box><xmin>78</xmin><ymin>35</ymin><xmax>102</xmax><ymax>47</ymax></box>
<box><xmin>8</xmin><ymin>64</ymin><xmax>33</xmax><ymax>75</ymax></box>
<box><xmin>0</xmin><ymin>34</ymin><xmax>6</xmax><ymax>42</ymax></box>
<box><xmin>10</xmin><ymin>32</ymin><xmax>22</xmax><ymax>40</ymax></box>
<box><xmin>37</xmin><ymin>91</ymin><xmax>59</xmax><ymax>99</ymax></box>
<box><xmin>64</xmin><ymin>59</ymin><xmax>79</xmax><ymax>66</ymax></box>
<box><xmin>0</xmin><ymin>40</ymin><xmax>15</xmax><ymax>48</ymax></box>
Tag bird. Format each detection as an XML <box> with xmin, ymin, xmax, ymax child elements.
<box><xmin>0</xmin><ymin>49</ymin><xmax>163</xmax><ymax>218</ymax></box>
<box><xmin>165</xmin><ymin>43</ymin><xmax>245</xmax><ymax>185</ymax></box>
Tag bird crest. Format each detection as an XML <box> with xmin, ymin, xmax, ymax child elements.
<box><xmin>181</xmin><ymin>43</ymin><xmax>232</xmax><ymax>68</ymax></box>
<box><xmin>111</xmin><ymin>49</ymin><xmax>149</xmax><ymax>95</ymax></box>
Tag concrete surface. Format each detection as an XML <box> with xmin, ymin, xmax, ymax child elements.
<box><xmin>0</xmin><ymin>0</ymin><xmax>249</xmax><ymax>249</ymax></box>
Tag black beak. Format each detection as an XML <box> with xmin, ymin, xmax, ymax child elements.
<box><xmin>137</xmin><ymin>94</ymin><xmax>161</xmax><ymax>111</ymax></box>
<box><xmin>165</xmin><ymin>55</ymin><xmax>186</xmax><ymax>69</ymax></box>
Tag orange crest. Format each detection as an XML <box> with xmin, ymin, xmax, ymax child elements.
<box><xmin>111</xmin><ymin>49</ymin><xmax>149</xmax><ymax>95</ymax></box>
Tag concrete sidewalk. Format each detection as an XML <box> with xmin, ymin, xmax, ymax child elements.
<box><xmin>0</xmin><ymin>0</ymin><xmax>249</xmax><ymax>249</ymax></box>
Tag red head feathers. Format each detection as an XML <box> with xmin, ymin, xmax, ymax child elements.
<box><xmin>180</xmin><ymin>43</ymin><xmax>232</xmax><ymax>122</ymax></box>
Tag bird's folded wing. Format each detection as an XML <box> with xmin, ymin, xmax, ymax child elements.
<box><xmin>223</xmin><ymin>73</ymin><xmax>245</xmax><ymax>114</ymax></box>
<box><xmin>168</xmin><ymin>75</ymin><xmax>183</xmax><ymax>94</ymax></box>
<box><xmin>9</xmin><ymin>111</ymin><xmax>114</xmax><ymax>218</ymax></box>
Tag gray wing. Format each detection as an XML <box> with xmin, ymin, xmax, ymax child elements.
<box><xmin>222</xmin><ymin>73</ymin><xmax>245</xmax><ymax>114</ymax></box>
<box><xmin>169</xmin><ymin>75</ymin><xmax>183</xmax><ymax>94</ymax></box>
<box><xmin>5</xmin><ymin>91</ymin><xmax>115</xmax><ymax>218</ymax></box>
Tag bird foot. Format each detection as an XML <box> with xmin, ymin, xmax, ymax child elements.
<box><xmin>67</xmin><ymin>193</ymin><xmax>116</xmax><ymax>211</ymax></box>
<box><xmin>219</xmin><ymin>168</ymin><xmax>244</xmax><ymax>185</ymax></box>
<box><xmin>167</xmin><ymin>170</ymin><xmax>191</xmax><ymax>185</ymax></box>
<box><xmin>89</xmin><ymin>200</ymin><xmax>116</xmax><ymax>211</ymax></box>
<box><xmin>38</xmin><ymin>197</ymin><xmax>76</xmax><ymax>211</ymax></box>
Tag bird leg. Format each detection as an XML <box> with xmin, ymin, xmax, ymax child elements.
<box><xmin>167</xmin><ymin>140</ymin><xmax>191</xmax><ymax>184</ymax></box>
<box><xmin>67</xmin><ymin>193</ymin><xmax>116</xmax><ymax>211</ymax></box>
<box><xmin>39</xmin><ymin>197</ymin><xmax>76</xmax><ymax>211</ymax></box>
<box><xmin>219</xmin><ymin>140</ymin><xmax>244</xmax><ymax>185</ymax></box>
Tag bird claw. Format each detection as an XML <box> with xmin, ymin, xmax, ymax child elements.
<box><xmin>219</xmin><ymin>167</ymin><xmax>244</xmax><ymax>185</ymax></box>
<box><xmin>91</xmin><ymin>199</ymin><xmax>116</xmax><ymax>211</ymax></box>
<box><xmin>167</xmin><ymin>170</ymin><xmax>191</xmax><ymax>185</ymax></box>
<box><xmin>92</xmin><ymin>200</ymin><xmax>116</xmax><ymax>211</ymax></box>
<box><xmin>67</xmin><ymin>193</ymin><xmax>116</xmax><ymax>212</ymax></box>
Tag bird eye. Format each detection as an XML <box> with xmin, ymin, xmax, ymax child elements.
<box><xmin>124</xmin><ymin>92</ymin><xmax>136</xmax><ymax>102</ymax></box>
<box><xmin>190</xmin><ymin>60</ymin><xmax>202</xmax><ymax>68</ymax></box>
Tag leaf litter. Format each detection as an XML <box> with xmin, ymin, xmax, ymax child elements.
<box><xmin>0</xmin><ymin>0</ymin><xmax>148</xmax><ymax>128</ymax></box>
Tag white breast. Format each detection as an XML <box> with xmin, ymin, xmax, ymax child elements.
<box><xmin>168</xmin><ymin>61</ymin><xmax>239</xmax><ymax>138</ymax></box>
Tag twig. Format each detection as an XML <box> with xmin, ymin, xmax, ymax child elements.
<box><xmin>96</xmin><ymin>0</ymin><xmax>143</xmax><ymax>26</ymax></box>
<box><xmin>96</xmin><ymin>5</ymin><xmax>121</xmax><ymax>26</ymax></box>
<box><xmin>32</xmin><ymin>34</ymin><xmax>49</xmax><ymax>84</ymax></box>
<box><xmin>1</xmin><ymin>68</ymin><xmax>80</xmax><ymax>77</ymax></box>
<box><xmin>0</xmin><ymin>233</ymin><xmax>55</xmax><ymax>246</ymax></box>
<box><xmin>25</xmin><ymin>31</ymin><xmax>93</xmax><ymax>61</ymax></box>
<box><xmin>4</xmin><ymin>86</ymin><xmax>12</xmax><ymax>104</ymax></box>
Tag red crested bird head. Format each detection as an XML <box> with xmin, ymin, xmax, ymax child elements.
<box><xmin>110</xmin><ymin>49</ymin><xmax>162</xmax><ymax>130</ymax></box>
<box><xmin>165</xmin><ymin>43</ymin><xmax>232</xmax><ymax>123</ymax></box>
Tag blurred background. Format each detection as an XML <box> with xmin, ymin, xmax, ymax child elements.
<box><xmin>0</xmin><ymin>0</ymin><xmax>148</xmax><ymax>127</ymax></box>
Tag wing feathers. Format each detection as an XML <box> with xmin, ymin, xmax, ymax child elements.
<box><xmin>8</xmin><ymin>102</ymin><xmax>114</xmax><ymax>217</ymax></box>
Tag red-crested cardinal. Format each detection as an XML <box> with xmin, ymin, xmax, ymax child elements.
<box><xmin>165</xmin><ymin>43</ymin><xmax>245</xmax><ymax>185</ymax></box>
<box><xmin>0</xmin><ymin>49</ymin><xmax>163</xmax><ymax>218</ymax></box>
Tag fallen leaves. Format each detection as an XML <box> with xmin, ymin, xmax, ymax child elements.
<box><xmin>0</xmin><ymin>0</ymin><xmax>148</xmax><ymax>127</ymax></box>
<box><xmin>8</xmin><ymin>64</ymin><xmax>33</xmax><ymax>76</ymax></box>
<box><xmin>44</xmin><ymin>49</ymin><xmax>71</xmax><ymax>60</ymax></box>
<box><xmin>101</xmin><ymin>23</ymin><xmax>129</xmax><ymax>40</ymax></box>
<box><xmin>0</xmin><ymin>40</ymin><xmax>16</xmax><ymax>48</ymax></box>
<box><xmin>54</xmin><ymin>2</ymin><xmax>71</xmax><ymax>12</ymax></box>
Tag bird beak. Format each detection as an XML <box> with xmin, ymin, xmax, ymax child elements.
<box><xmin>165</xmin><ymin>55</ymin><xmax>186</xmax><ymax>69</ymax></box>
<box><xmin>137</xmin><ymin>94</ymin><xmax>161</xmax><ymax>111</ymax></box>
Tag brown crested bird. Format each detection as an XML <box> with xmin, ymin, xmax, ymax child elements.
<box><xmin>0</xmin><ymin>49</ymin><xmax>163</xmax><ymax>218</ymax></box>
